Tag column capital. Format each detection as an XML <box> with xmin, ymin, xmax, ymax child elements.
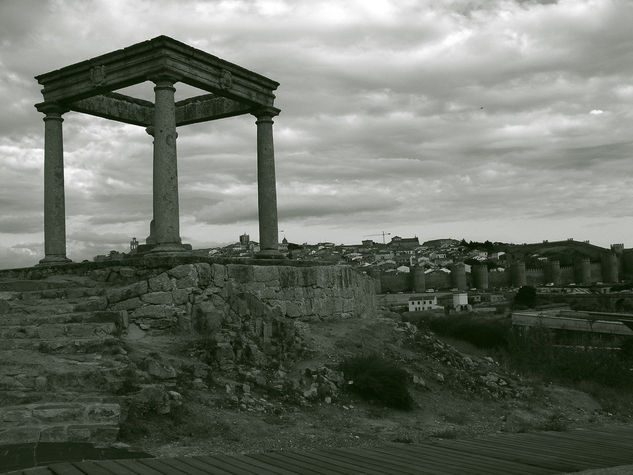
<box><xmin>252</xmin><ymin>106</ymin><xmax>280</xmax><ymax>122</ymax></box>
<box><xmin>35</xmin><ymin>102</ymin><xmax>69</xmax><ymax>117</ymax></box>
<box><xmin>150</xmin><ymin>73</ymin><xmax>180</xmax><ymax>90</ymax></box>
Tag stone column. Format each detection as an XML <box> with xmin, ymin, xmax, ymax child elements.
<box><xmin>144</xmin><ymin>126</ymin><xmax>156</xmax><ymax>245</ymax></box>
<box><xmin>149</xmin><ymin>76</ymin><xmax>184</xmax><ymax>253</ymax></box>
<box><xmin>254</xmin><ymin>108</ymin><xmax>281</xmax><ymax>257</ymax></box>
<box><xmin>38</xmin><ymin>104</ymin><xmax>71</xmax><ymax>265</ymax></box>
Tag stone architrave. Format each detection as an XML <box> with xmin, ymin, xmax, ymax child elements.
<box><xmin>34</xmin><ymin>36</ymin><xmax>282</xmax><ymax>264</ymax></box>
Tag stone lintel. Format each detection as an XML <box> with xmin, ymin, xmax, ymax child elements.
<box><xmin>174</xmin><ymin>95</ymin><xmax>253</xmax><ymax>126</ymax></box>
<box><xmin>35</xmin><ymin>35</ymin><xmax>279</xmax><ymax>108</ymax></box>
<box><xmin>40</xmin><ymin>93</ymin><xmax>275</xmax><ymax>128</ymax></box>
<box><xmin>67</xmin><ymin>93</ymin><xmax>154</xmax><ymax>127</ymax></box>
<box><xmin>164</xmin><ymin>54</ymin><xmax>277</xmax><ymax>107</ymax></box>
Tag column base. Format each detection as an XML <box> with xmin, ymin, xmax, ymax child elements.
<box><xmin>38</xmin><ymin>255</ymin><xmax>72</xmax><ymax>266</ymax></box>
<box><xmin>148</xmin><ymin>243</ymin><xmax>190</xmax><ymax>255</ymax></box>
<box><xmin>255</xmin><ymin>249</ymin><xmax>285</xmax><ymax>259</ymax></box>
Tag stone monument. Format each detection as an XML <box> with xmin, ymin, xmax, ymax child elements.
<box><xmin>34</xmin><ymin>36</ymin><xmax>282</xmax><ymax>264</ymax></box>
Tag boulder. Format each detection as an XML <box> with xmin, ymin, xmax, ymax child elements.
<box><xmin>141</xmin><ymin>292</ymin><xmax>173</xmax><ymax>305</ymax></box>
<box><xmin>193</xmin><ymin>301</ymin><xmax>225</xmax><ymax>332</ymax></box>
<box><xmin>148</xmin><ymin>273</ymin><xmax>174</xmax><ymax>292</ymax></box>
<box><xmin>106</xmin><ymin>281</ymin><xmax>148</xmax><ymax>304</ymax></box>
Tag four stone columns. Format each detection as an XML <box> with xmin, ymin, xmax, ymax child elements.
<box><xmin>149</xmin><ymin>76</ymin><xmax>185</xmax><ymax>253</ymax></box>
<box><xmin>254</xmin><ymin>108</ymin><xmax>281</xmax><ymax>257</ymax></box>
<box><xmin>36</xmin><ymin>80</ymin><xmax>281</xmax><ymax>263</ymax></box>
<box><xmin>38</xmin><ymin>104</ymin><xmax>71</xmax><ymax>265</ymax></box>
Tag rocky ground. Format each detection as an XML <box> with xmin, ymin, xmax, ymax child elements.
<box><xmin>118</xmin><ymin>313</ymin><xmax>631</xmax><ymax>458</ymax></box>
<box><xmin>2</xmin><ymin>264</ymin><xmax>629</xmax><ymax>461</ymax></box>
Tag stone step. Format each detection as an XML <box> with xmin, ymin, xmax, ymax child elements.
<box><xmin>0</xmin><ymin>310</ymin><xmax>125</xmax><ymax>327</ymax></box>
<box><xmin>0</xmin><ymin>280</ymin><xmax>80</xmax><ymax>292</ymax></box>
<box><xmin>0</xmin><ymin>320</ymin><xmax>118</xmax><ymax>340</ymax></box>
<box><xmin>0</xmin><ymin>422</ymin><xmax>119</xmax><ymax>444</ymax></box>
<box><xmin>0</xmin><ymin>348</ymin><xmax>128</xmax><ymax>365</ymax></box>
<box><xmin>19</xmin><ymin>286</ymin><xmax>105</xmax><ymax>301</ymax></box>
<box><xmin>0</xmin><ymin>361</ymin><xmax>129</xmax><ymax>394</ymax></box>
<box><xmin>0</xmin><ymin>388</ymin><xmax>120</xmax><ymax>406</ymax></box>
<box><xmin>0</xmin><ymin>300</ymin><xmax>77</xmax><ymax>316</ymax></box>
<box><xmin>0</xmin><ymin>296</ymin><xmax>109</xmax><ymax>315</ymax></box>
<box><xmin>1</xmin><ymin>350</ymin><xmax>130</xmax><ymax>395</ymax></box>
<box><xmin>0</xmin><ymin>400</ymin><xmax>120</xmax><ymax>428</ymax></box>
<box><xmin>2</xmin><ymin>336</ymin><xmax>126</xmax><ymax>354</ymax></box>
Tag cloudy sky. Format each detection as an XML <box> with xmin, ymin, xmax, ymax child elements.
<box><xmin>1</xmin><ymin>0</ymin><xmax>632</xmax><ymax>268</ymax></box>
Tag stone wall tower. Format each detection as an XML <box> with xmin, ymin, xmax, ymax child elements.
<box><xmin>601</xmin><ymin>253</ymin><xmax>619</xmax><ymax>283</ymax></box>
<box><xmin>574</xmin><ymin>258</ymin><xmax>592</xmax><ymax>285</ymax></box>
<box><xmin>412</xmin><ymin>266</ymin><xmax>426</xmax><ymax>293</ymax></box>
<box><xmin>546</xmin><ymin>260</ymin><xmax>561</xmax><ymax>285</ymax></box>
<box><xmin>473</xmin><ymin>264</ymin><xmax>489</xmax><ymax>290</ymax></box>
<box><xmin>451</xmin><ymin>263</ymin><xmax>467</xmax><ymax>291</ymax></box>
<box><xmin>511</xmin><ymin>261</ymin><xmax>527</xmax><ymax>288</ymax></box>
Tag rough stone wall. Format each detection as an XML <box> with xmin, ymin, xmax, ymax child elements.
<box><xmin>94</xmin><ymin>263</ymin><xmax>375</xmax><ymax>335</ymax></box>
<box><xmin>0</xmin><ymin>261</ymin><xmax>375</xmax><ymax>325</ymax></box>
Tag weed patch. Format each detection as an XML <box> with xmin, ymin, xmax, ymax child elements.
<box><xmin>419</xmin><ymin>314</ymin><xmax>510</xmax><ymax>350</ymax></box>
<box><xmin>507</xmin><ymin>328</ymin><xmax>633</xmax><ymax>390</ymax></box>
<box><xmin>340</xmin><ymin>354</ymin><xmax>414</xmax><ymax>410</ymax></box>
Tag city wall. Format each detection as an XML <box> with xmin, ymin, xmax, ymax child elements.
<box><xmin>375</xmin><ymin>253</ymin><xmax>632</xmax><ymax>293</ymax></box>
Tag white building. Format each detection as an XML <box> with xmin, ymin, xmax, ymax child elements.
<box><xmin>408</xmin><ymin>296</ymin><xmax>441</xmax><ymax>311</ymax></box>
<box><xmin>409</xmin><ymin>292</ymin><xmax>470</xmax><ymax>312</ymax></box>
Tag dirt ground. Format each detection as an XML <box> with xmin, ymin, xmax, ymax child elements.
<box><xmin>120</xmin><ymin>315</ymin><xmax>632</xmax><ymax>458</ymax></box>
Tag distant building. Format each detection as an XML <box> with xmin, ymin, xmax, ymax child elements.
<box><xmin>279</xmin><ymin>236</ymin><xmax>289</xmax><ymax>253</ymax></box>
<box><xmin>390</xmin><ymin>236</ymin><xmax>420</xmax><ymax>250</ymax></box>
<box><xmin>375</xmin><ymin>251</ymin><xmax>395</xmax><ymax>262</ymax></box>
<box><xmin>409</xmin><ymin>296</ymin><xmax>440</xmax><ymax>311</ymax></box>
<box><xmin>239</xmin><ymin>233</ymin><xmax>250</xmax><ymax>246</ymax></box>
<box><xmin>408</xmin><ymin>292</ymin><xmax>469</xmax><ymax>312</ymax></box>
<box><xmin>489</xmin><ymin>251</ymin><xmax>505</xmax><ymax>260</ymax></box>
<box><xmin>438</xmin><ymin>292</ymin><xmax>469</xmax><ymax>311</ymax></box>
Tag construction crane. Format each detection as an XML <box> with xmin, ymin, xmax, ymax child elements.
<box><xmin>363</xmin><ymin>231</ymin><xmax>391</xmax><ymax>244</ymax></box>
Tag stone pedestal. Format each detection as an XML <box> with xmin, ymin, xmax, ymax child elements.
<box><xmin>149</xmin><ymin>77</ymin><xmax>186</xmax><ymax>254</ymax></box>
<box><xmin>254</xmin><ymin>109</ymin><xmax>281</xmax><ymax>258</ymax></box>
<box><xmin>38</xmin><ymin>105</ymin><xmax>71</xmax><ymax>265</ymax></box>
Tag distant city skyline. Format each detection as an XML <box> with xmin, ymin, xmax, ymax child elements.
<box><xmin>1</xmin><ymin>0</ymin><xmax>632</xmax><ymax>269</ymax></box>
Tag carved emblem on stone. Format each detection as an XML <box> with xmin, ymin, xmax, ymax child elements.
<box><xmin>219</xmin><ymin>69</ymin><xmax>232</xmax><ymax>90</ymax></box>
<box><xmin>90</xmin><ymin>65</ymin><xmax>106</xmax><ymax>85</ymax></box>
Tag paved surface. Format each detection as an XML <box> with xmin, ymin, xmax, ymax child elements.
<box><xmin>5</xmin><ymin>426</ymin><xmax>633</xmax><ymax>474</ymax></box>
